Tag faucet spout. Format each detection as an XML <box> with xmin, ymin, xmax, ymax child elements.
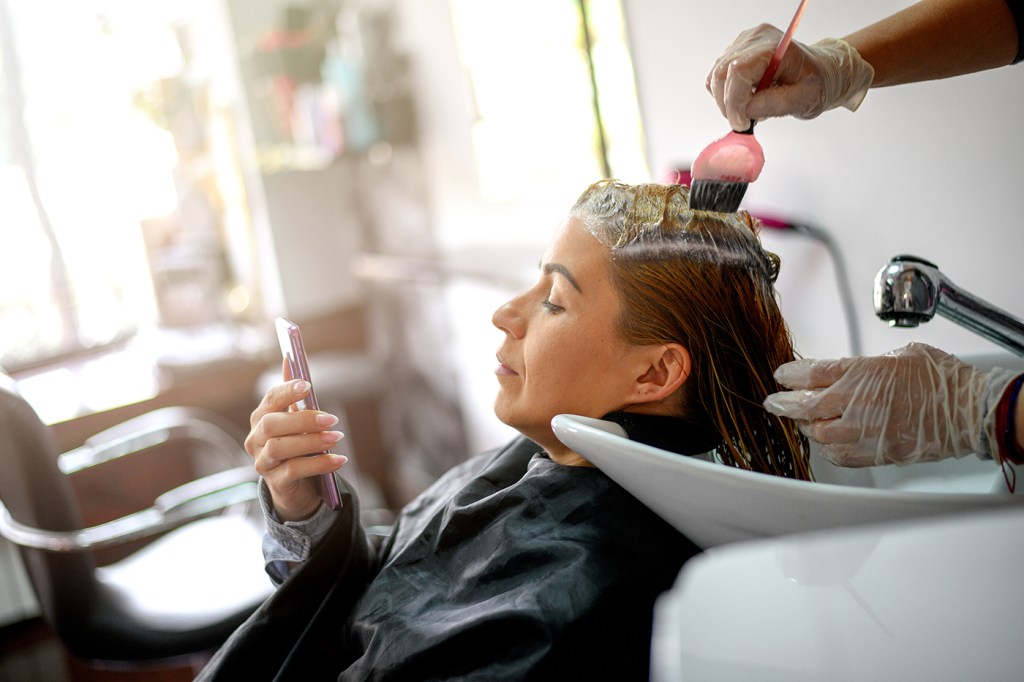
<box><xmin>873</xmin><ymin>255</ymin><xmax>1024</xmax><ymax>356</ymax></box>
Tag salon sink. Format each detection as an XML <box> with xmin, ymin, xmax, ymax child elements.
<box><xmin>552</xmin><ymin>350</ymin><xmax>1024</xmax><ymax>548</ymax></box>
<box><xmin>649</xmin><ymin>506</ymin><xmax>1024</xmax><ymax>681</ymax></box>
<box><xmin>552</xmin><ymin>413</ymin><xmax>1022</xmax><ymax>548</ymax></box>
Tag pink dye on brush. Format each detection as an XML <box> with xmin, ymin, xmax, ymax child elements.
<box><xmin>691</xmin><ymin>130</ymin><xmax>765</xmax><ymax>183</ymax></box>
<box><xmin>690</xmin><ymin>0</ymin><xmax>808</xmax><ymax>194</ymax></box>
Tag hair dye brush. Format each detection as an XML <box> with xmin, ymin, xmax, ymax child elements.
<box><xmin>690</xmin><ymin>0</ymin><xmax>809</xmax><ymax>212</ymax></box>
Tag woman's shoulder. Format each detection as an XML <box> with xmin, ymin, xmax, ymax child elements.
<box><xmin>390</xmin><ymin>435</ymin><xmax>539</xmax><ymax>520</ymax></box>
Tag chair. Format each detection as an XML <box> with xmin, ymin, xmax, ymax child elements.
<box><xmin>0</xmin><ymin>372</ymin><xmax>274</xmax><ymax>671</ymax></box>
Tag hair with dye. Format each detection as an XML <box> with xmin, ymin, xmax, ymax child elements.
<box><xmin>572</xmin><ymin>179</ymin><xmax>811</xmax><ymax>480</ymax></box>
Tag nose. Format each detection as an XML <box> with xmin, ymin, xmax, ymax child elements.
<box><xmin>492</xmin><ymin>293</ymin><xmax>527</xmax><ymax>339</ymax></box>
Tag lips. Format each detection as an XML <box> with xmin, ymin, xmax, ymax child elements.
<box><xmin>495</xmin><ymin>353</ymin><xmax>518</xmax><ymax>377</ymax></box>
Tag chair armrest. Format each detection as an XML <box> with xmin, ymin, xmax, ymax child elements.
<box><xmin>0</xmin><ymin>466</ymin><xmax>259</xmax><ymax>553</ymax></box>
<box><xmin>58</xmin><ymin>406</ymin><xmax>245</xmax><ymax>474</ymax></box>
<box><xmin>154</xmin><ymin>466</ymin><xmax>257</xmax><ymax>513</ymax></box>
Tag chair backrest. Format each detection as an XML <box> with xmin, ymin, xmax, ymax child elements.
<box><xmin>0</xmin><ymin>373</ymin><xmax>100</xmax><ymax>631</ymax></box>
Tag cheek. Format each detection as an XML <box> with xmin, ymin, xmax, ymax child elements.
<box><xmin>528</xmin><ymin>326</ymin><xmax>615</xmax><ymax>389</ymax></box>
<box><xmin>523</xmin><ymin>334</ymin><xmax>566</xmax><ymax>384</ymax></box>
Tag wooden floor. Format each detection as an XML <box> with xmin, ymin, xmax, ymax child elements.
<box><xmin>0</xmin><ymin>618</ymin><xmax>207</xmax><ymax>682</ymax></box>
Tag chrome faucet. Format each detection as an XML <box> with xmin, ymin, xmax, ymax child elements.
<box><xmin>873</xmin><ymin>255</ymin><xmax>1024</xmax><ymax>356</ymax></box>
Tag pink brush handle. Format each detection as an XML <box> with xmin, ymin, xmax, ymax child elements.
<box><xmin>755</xmin><ymin>0</ymin><xmax>809</xmax><ymax>92</ymax></box>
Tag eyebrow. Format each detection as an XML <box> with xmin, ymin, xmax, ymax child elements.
<box><xmin>542</xmin><ymin>262</ymin><xmax>582</xmax><ymax>293</ymax></box>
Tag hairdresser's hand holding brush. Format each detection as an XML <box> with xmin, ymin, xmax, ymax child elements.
<box><xmin>707</xmin><ymin>25</ymin><xmax>874</xmax><ymax>132</ymax></box>
<box><xmin>763</xmin><ymin>342</ymin><xmax>1024</xmax><ymax>471</ymax></box>
<box><xmin>707</xmin><ymin>0</ymin><xmax>1024</xmax><ymax>131</ymax></box>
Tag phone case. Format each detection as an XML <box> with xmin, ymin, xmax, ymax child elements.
<box><xmin>275</xmin><ymin>317</ymin><xmax>343</xmax><ymax>510</ymax></box>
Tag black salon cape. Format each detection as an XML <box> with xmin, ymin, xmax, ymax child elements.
<box><xmin>197</xmin><ymin>436</ymin><xmax>699</xmax><ymax>681</ymax></box>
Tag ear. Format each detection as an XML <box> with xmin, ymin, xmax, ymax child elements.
<box><xmin>631</xmin><ymin>343</ymin><xmax>690</xmax><ymax>404</ymax></box>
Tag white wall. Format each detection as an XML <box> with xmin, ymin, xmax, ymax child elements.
<box><xmin>624</xmin><ymin>0</ymin><xmax>1024</xmax><ymax>359</ymax></box>
<box><xmin>260</xmin><ymin>163</ymin><xmax>364</xmax><ymax>320</ymax></box>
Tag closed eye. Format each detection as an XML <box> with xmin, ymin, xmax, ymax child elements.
<box><xmin>540</xmin><ymin>299</ymin><xmax>564</xmax><ymax>314</ymax></box>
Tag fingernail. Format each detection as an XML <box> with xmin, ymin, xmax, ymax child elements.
<box><xmin>763</xmin><ymin>393</ymin><xmax>796</xmax><ymax>417</ymax></box>
<box><xmin>329</xmin><ymin>454</ymin><xmax>348</xmax><ymax>466</ymax></box>
<box><xmin>294</xmin><ymin>380</ymin><xmax>311</xmax><ymax>394</ymax></box>
<box><xmin>321</xmin><ymin>430</ymin><xmax>343</xmax><ymax>444</ymax></box>
<box><xmin>762</xmin><ymin>395</ymin><xmax>784</xmax><ymax>414</ymax></box>
<box><xmin>316</xmin><ymin>413</ymin><xmax>339</xmax><ymax>427</ymax></box>
<box><xmin>773</xmin><ymin>364</ymin><xmax>798</xmax><ymax>384</ymax></box>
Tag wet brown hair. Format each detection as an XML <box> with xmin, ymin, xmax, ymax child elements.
<box><xmin>572</xmin><ymin>179</ymin><xmax>810</xmax><ymax>480</ymax></box>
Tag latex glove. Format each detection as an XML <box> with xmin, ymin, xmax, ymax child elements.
<box><xmin>763</xmin><ymin>342</ymin><xmax>1019</xmax><ymax>467</ymax></box>
<box><xmin>706</xmin><ymin>23</ymin><xmax>875</xmax><ymax>132</ymax></box>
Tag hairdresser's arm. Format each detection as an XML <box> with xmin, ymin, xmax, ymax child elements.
<box><xmin>708</xmin><ymin>0</ymin><xmax>1023</xmax><ymax>129</ymax></box>
<box><xmin>846</xmin><ymin>0</ymin><xmax>1020</xmax><ymax>87</ymax></box>
<box><xmin>762</xmin><ymin>343</ymin><xmax>1023</xmax><ymax>467</ymax></box>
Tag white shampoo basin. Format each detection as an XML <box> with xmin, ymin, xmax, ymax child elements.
<box><xmin>551</xmin><ymin>413</ymin><xmax>1024</xmax><ymax>548</ymax></box>
<box><xmin>649</xmin><ymin>506</ymin><xmax>1024</xmax><ymax>681</ymax></box>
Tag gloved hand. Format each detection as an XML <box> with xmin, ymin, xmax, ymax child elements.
<box><xmin>706</xmin><ymin>23</ymin><xmax>875</xmax><ymax>132</ymax></box>
<box><xmin>763</xmin><ymin>342</ymin><xmax>1020</xmax><ymax>467</ymax></box>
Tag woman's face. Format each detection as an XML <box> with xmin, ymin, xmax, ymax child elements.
<box><xmin>491</xmin><ymin>217</ymin><xmax>653</xmax><ymax>458</ymax></box>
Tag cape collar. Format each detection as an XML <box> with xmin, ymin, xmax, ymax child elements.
<box><xmin>600</xmin><ymin>411</ymin><xmax>722</xmax><ymax>457</ymax></box>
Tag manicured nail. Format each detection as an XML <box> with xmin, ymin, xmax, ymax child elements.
<box><xmin>329</xmin><ymin>454</ymin><xmax>349</xmax><ymax>466</ymax></box>
<box><xmin>321</xmin><ymin>430</ymin><xmax>343</xmax><ymax>444</ymax></box>
<box><xmin>316</xmin><ymin>413</ymin><xmax>339</xmax><ymax>427</ymax></box>
<box><xmin>294</xmin><ymin>380</ymin><xmax>311</xmax><ymax>394</ymax></box>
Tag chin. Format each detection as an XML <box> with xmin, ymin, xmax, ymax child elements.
<box><xmin>494</xmin><ymin>411</ymin><xmax>556</xmax><ymax>448</ymax></box>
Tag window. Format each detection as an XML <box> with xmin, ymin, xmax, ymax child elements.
<box><xmin>449</xmin><ymin>0</ymin><xmax>646</xmax><ymax>204</ymax></box>
<box><xmin>0</xmin><ymin>0</ymin><xmax>260</xmax><ymax>372</ymax></box>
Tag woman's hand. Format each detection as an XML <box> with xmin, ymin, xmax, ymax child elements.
<box><xmin>245</xmin><ymin>379</ymin><xmax>347</xmax><ymax>521</ymax></box>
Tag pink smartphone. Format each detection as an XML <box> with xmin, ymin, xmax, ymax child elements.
<box><xmin>275</xmin><ymin>317</ymin><xmax>343</xmax><ymax>510</ymax></box>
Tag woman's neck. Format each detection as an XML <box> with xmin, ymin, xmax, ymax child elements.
<box><xmin>547</xmin><ymin>448</ymin><xmax>595</xmax><ymax>468</ymax></box>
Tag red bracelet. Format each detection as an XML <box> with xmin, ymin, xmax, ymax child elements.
<box><xmin>997</xmin><ymin>374</ymin><xmax>1024</xmax><ymax>466</ymax></box>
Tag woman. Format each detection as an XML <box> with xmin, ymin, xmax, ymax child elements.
<box><xmin>198</xmin><ymin>180</ymin><xmax>809</xmax><ymax>681</ymax></box>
